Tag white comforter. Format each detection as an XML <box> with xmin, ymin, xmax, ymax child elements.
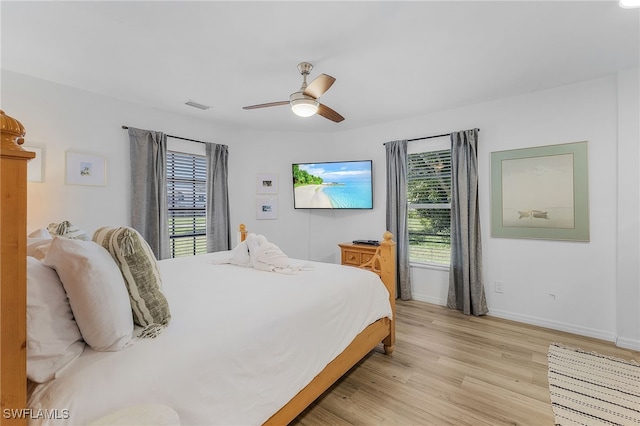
<box><xmin>28</xmin><ymin>251</ymin><xmax>392</xmax><ymax>425</ymax></box>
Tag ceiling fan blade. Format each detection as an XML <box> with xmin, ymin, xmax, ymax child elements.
<box><xmin>303</xmin><ymin>74</ymin><xmax>336</xmax><ymax>99</ymax></box>
<box><xmin>317</xmin><ymin>103</ymin><xmax>344</xmax><ymax>123</ymax></box>
<box><xmin>242</xmin><ymin>101</ymin><xmax>289</xmax><ymax>110</ymax></box>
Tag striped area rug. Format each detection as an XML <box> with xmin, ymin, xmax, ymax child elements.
<box><xmin>548</xmin><ymin>343</ymin><xmax>640</xmax><ymax>425</ymax></box>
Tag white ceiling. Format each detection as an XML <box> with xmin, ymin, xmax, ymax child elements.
<box><xmin>1</xmin><ymin>1</ymin><xmax>638</xmax><ymax>133</ymax></box>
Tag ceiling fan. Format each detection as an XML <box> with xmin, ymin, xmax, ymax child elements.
<box><xmin>242</xmin><ymin>62</ymin><xmax>344</xmax><ymax>123</ymax></box>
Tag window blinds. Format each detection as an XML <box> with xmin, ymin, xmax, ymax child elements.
<box><xmin>167</xmin><ymin>151</ymin><xmax>207</xmax><ymax>258</ymax></box>
<box><xmin>407</xmin><ymin>149</ymin><xmax>452</xmax><ymax>266</ymax></box>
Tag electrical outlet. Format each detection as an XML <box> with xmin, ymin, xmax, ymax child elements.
<box><xmin>494</xmin><ymin>280</ymin><xmax>504</xmax><ymax>294</ymax></box>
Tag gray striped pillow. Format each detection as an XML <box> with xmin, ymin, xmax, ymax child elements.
<box><xmin>93</xmin><ymin>226</ymin><xmax>170</xmax><ymax>337</ymax></box>
<box><xmin>48</xmin><ymin>221</ymin><xmax>87</xmax><ymax>240</ymax></box>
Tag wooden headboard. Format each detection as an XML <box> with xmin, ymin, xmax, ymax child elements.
<box><xmin>1</xmin><ymin>111</ymin><xmax>35</xmax><ymax>425</ymax></box>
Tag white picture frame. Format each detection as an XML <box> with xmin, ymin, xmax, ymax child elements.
<box><xmin>65</xmin><ymin>151</ymin><xmax>107</xmax><ymax>186</ymax></box>
<box><xmin>256</xmin><ymin>173</ymin><xmax>278</xmax><ymax>194</ymax></box>
<box><xmin>256</xmin><ymin>198</ymin><xmax>278</xmax><ymax>220</ymax></box>
<box><xmin>24</xmin><ymin>145</ymin><xmax>44</xmax><ymax>182</ymax></box>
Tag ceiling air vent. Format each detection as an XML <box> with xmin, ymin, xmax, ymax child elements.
<box><xmin>184</xmin><ymin>100</ymin><xmax>211</xmax><ymax>110</ymax></box>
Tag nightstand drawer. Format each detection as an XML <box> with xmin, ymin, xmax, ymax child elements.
<box><xmin>343</xmin><ymin>249</ymin><xmax>363</xmax><ymax>266</ymax></box>
<box><xmin>338</xmin><ymin>242</ymin><xmax>381</xmax><ymax>277</ymax></box>
<box><xmin>360</xmin><ymin>252</ymin><xmax>375</xmax><ymax>264</ymax></box>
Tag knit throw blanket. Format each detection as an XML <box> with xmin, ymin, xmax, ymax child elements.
<box><xmin>547</xmin><ymin>342</ymin><xmax>640</xmax><ymax>426</ymax></box>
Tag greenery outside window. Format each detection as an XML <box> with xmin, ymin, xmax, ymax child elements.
<box><xmin>167</xmin><ymin>150</ymin><xmax>207</xmax><ymax>258</ymax></box>
<box><xmin>407</xmin><ymin>148</ymin><xmax>452</xmax><ymax>266</ymax></box>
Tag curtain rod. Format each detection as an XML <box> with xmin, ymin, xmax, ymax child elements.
<box><xmin>408</xmin><ymin>128</ymin><xmax>480</xmax><ymax>142</ymax></box>
<box><xmin>407</xmin><ymin>133</ymin><xmax>451</xmax><ymax>142</ymax></box>
<box><xmin>121</xmin><ymin>125</ymin><xmax>208</xmax><ymax>144</ymax></box>
<box><xmin>383</xmin><ymin>129</ymin><xmax>480</xmax><ymax>145</ymax></box>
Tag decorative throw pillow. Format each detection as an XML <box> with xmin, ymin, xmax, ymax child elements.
<box><xmin>43</xmin><ymin>237</ymin><xmax>134</xmax><ymax>351</ymax></box>
<box><xmin>47</xmin><ymin>220</ymin><xmax>87</xmax><ymax>240</ymax></box>
<box><xmin>93</xmin><ymin>226</ymin><xmax>171</xmax><ymax>337</ymax></box>
<box><xmin>26</xmin><ymin>256</ymin><xmax>85</xmax><ymax>383</ymax></box>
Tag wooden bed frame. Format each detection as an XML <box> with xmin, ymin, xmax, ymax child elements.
<box><xmin>240</xmin><ymin>225</ymin><xmax>397</xmax><ymax>424</ymax></box>
<box><xmin>0</xmin><ymin>113</ymin><xmax>396</xmax><ymax>426</ymax></box>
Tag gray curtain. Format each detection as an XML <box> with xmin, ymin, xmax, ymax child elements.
<box><xmin>447</xmin><ymin>129</ymin><xmax>488</xmax><ymax>315</ymax></box>
<box><xmin>128</xmin><ymin>127</ymin><xmax>170</xmax><ymax>260</ymax></box>
<box><xmin>385</xmin><ymin>140</ymin><xmax>412</xmax><ymax>300</ymax></box>
<box><xmin>205</xmin><ymin>143</ymin><xmax>231</xmax><ymax>252</ymax></box>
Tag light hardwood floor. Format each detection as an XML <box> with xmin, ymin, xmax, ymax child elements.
<box><xmin>293</xmin><ymin>300</ymin><xmax>640</xmax><ymax>426</ymax></box>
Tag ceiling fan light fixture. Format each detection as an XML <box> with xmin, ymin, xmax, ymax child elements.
<box><xmin>619</xmin><ymin>0</ymin><xmax>640</xmax><ymax>7</ymax></box>
<box><xmin>290</xmin><ymin>94</ymin><xmax>319</xmax><ymax>118</ymax></box>
<box><xmin>243</xmin><ymin>62</ymin><xmax>343</xmax><ymax>122</ymax></box>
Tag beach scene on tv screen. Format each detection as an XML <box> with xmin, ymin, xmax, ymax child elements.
<box><xmin>293</xmin><ymin>161</ymin><xmax>373</xmax><ymax>209</ymax></box>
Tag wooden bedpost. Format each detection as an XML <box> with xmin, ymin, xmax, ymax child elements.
<box><xmin>239</xmin><ymin>223</ymin><xmax>247</xmax><ymax>242</ymax></box>
<box><xmin>378</xmin><ymin>231</ymin><xmax>396</xmax><ymax>354</ymax></box>
<box><xmin>0</xmin><ymin>111</ymin><xmax>34</xmax><ymax>425</ymax></box>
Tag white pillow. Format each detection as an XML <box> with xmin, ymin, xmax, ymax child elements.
<box><xmin>27</xmin><ymin>257</ymin><xmax>85</xmax><ymax>383</ymax></box>
<box><xmin>43</xmin><ymin>237</ymin><xmax>134</xmax><ymax>351</ymax></box>
<box><xmin>28</xmin><ymin>228</ymin><xmax>52</xmax><ymax>239</ymax></box>
<box><xmin>27</xmin><ymin>238</ymin><xmax>53</xmax><ymax>260</ymax></box>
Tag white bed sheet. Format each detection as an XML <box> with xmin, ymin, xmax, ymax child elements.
<box><xmin>28</xmin><ymin>251</ymin><xmax>392</xmax><ymax>425</ymax></box>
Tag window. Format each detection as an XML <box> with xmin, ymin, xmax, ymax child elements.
<box><xmin>166</xmin><ymin>150</ymin><xmax>207</xmax><ymax>258</ymax></box>
<box><xmin>407</xmin><ymin>148</ymin><xmax>452</xmax><ymax>266</ymax></box>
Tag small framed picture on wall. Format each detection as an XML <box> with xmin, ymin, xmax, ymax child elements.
<box><xmin>65</xmin><ymin>151</ymin><xmax>107</xmax><ymax>186</ymax></box>
<box><xmin>256</xmin><ymin>198</ymin><xmax>278</xmax><ymax>220</ymax></box>
<box><xmin>256</xmin><ymin>173</ymin><xmax>278</xmax><ymax>194</ymax></box>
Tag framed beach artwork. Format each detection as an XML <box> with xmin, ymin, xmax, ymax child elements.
<box><xmin>256</xmin><ymin>173</ymin><xmax>278</xmax><ymax>194</ymax></box>
<box><xmin>256</xmin><ymin>198</ymin><xmax>278</xmax><ymax>220</ymax></box>
<box><xmin>490</xmin><ymin>141</ymin><xmax>589</xmax><ymax>241</ymax></box>
<box><xmin>65</xmin><ymin>151</ymin><xmax>107</xmax><ymax>186</ymax></box>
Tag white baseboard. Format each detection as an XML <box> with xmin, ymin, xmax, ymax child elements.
<box><xmin>615</xmin><ymin>336</ymin><xmax>640</xmax><ymax>351</ymax></box>
<box><xmin>487</xmin><ymin>308</ymin><xmax>616</xmax><ymax>343</ymax></box>
<box><xmin>411</xmin><ymin>292</ymin><xmax>446</xmax><ymax>306</ymax></box>
<box><xmin>409</xmin><ymin>293</ymin><xmax>637</xmax><ymax>347</ymax></box>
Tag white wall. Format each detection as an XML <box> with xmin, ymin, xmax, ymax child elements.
<box><xmin>328</xmin><ymin>72</ymin><xmax>639</xmax><ymax>349</ymax></box>
<box><xmin>303</xmin><ymin>73</ymin><xmax>636</xmax><ymax>348</ymax></box>
<box><xmin>1</xmin><ymin>70</ymin><xmax>239</xmax><ymax>235</ymax></box>
<box><xmin>227</xmin><ymin>128</ymin><xmax>387</xmax><ymax>262</ymax></box>
<box><xmin>616</xmin><ymin>68</ymin><xmax>640</xmax><ymax>349</ymax></box>
<box><xmin>4</xmin><ymin>68</ymin><xmax>638</xmax><ymax>349</ymax></box>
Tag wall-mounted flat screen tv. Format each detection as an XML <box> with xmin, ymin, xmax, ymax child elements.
<box><xmin>292</xmin><ymin>160</ymin><xmax>373</xmax><ymax>209</ymax></box>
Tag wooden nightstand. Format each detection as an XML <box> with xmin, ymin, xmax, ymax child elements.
<box><xmin>339</xmin><ymin>242</ymin><xmax>381</xmax><ymax>277</ymax></box>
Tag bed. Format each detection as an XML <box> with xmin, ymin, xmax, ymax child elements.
<box><xmin>0</xmin><ymin>111</ymin><xmax>396</xmax><ymax>426</ymax></box>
